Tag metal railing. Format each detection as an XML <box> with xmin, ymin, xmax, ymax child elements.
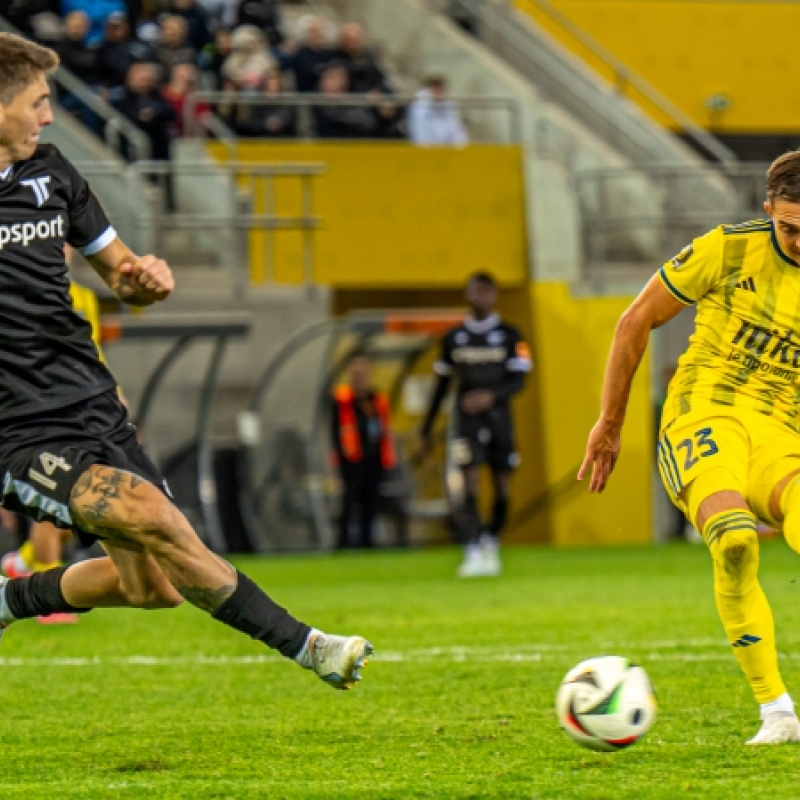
<box><xmin>0</xmin><ymin>16</ymin><xmax>150</xmax><ymax>162</ymax></box>
<box><xmin>76</xmin><ymin>160</ymin><xmax>325</xmax><ymax>292</ymax></box>
<box><xmin>183</xmin><ymin>91</ymin><xmax>523</xmax><ymax>145</ymax></box>
<box><xmin>576</xmin><ymin>163</ymin><xmax>769</xmax><ymax>281</ymax></box>
<box><xmin>442</xmin><ymin>0</ymin><xmax>736</xmax><ymax>165</ymax></box>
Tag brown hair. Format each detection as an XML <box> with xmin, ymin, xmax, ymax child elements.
<box><xmin>0</xmin><ymin>33</ymin><xmax>59</xmax><ymax>106</ymax></box>
<box><xmin>766</xmin><ymin>151</ymin><xmax>800</xmax><ymax>204</ymax></box>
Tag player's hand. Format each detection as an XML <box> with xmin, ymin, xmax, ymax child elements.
<box><xmin>118</xmin><ymin>255</ymin><xmax>174</xmax><ymax>303</ymax></box>
<box><xmin>460</xmin><ymin>389</ymin><xmax>495</xmax><ymax>415</ymax></box>
<box><xmin>578</xmin><ymin>418</ymin><xmax>621</xmax><ymax>493</ymax></box>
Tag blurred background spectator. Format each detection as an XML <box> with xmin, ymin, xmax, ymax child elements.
<box><xmin>97</xmin><ymin>11</ymin><xmax>158</xmax><ymax>90</ymax></box>
<box><xmin>409</xmin><ymin>75</ymin><xmax>467</xmax><ymax>146</ymax></box>
<box><xmin>111</xmin><ymin>60</ymin><xmax>176</xmax><ymax>159</ymax></box>
<box><xmin>169</xmin><ymin>0</ymin><xmax>212</xmax><ymax>53</ymax></box>
<box><xmin>314</xmin><ymin>63</ymin><xmax>377</xmax><ymax>139</ymax></box>
<box><xmin>228</xmin><ymin>66</ymin><xmax>296</xmax><ymax>138</ymax></box>
<box><xmin>221</xmin><ymin>23</ymin><xmax>274</xmax><ymax>92</ymax></box>
<box><xmin>156</xmin><ymin>14</ymin><xmax>197</xmax><ymax>77</ymax></box>
<box><xmin>198</xmin><ymin>26</ymin><xmax>233</xmax><ymax>90</ymax></box>
<box><xmin>333</xmin><ymin>22</ymin><xmax>389</xmax><ymax>95</ymax></box>
<box><xmin>61</xmin><ymin>0</ymin><xmax>126</xmax><ymax>46</ymax></box>
<box><xmin>161</xmin><ymin>61</ymin><xmax>210</xmax><ymax>137</ymax></box>
<box><xmin>221</xmin><ymin>0</ymin><xmax>283</xmax><ymax>47</ymax></box>
<box><xmin>277</xmin><ymin>14</ymin><xmax>335</xmax><ymax>93</ymax></box>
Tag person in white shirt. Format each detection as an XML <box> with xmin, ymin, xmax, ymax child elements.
<box><xmin>408</xmin><ymin>75</ymin><xmax>467</xmax><ymax>146</ymax></box>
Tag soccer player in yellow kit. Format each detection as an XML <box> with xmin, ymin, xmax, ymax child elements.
<box><xmin>580</xmin><ymin>151</ymin><xmax>800</xmax><ymax>745</ymax></box>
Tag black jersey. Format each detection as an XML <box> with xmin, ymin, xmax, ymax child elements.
<box><xmin>0</xmin><ymin>144</ymin><xmax>117</xmax><ymax>422</ymax></box>
<box><xmin>434</xmin><ymin>314</ymin><xmax>531</xmax><ymax>405</ymax></box>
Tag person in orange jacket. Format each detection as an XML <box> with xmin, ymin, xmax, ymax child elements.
<box><xmin>332</xmin><ymin>355</ymin><xmax>397</xmax><ymax>549</ymax></box>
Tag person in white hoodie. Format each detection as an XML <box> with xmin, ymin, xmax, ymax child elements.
<box><xmin>408</xmin><ymin>75</ymin><xmax>467</xmax><ymax>146</ymax></box>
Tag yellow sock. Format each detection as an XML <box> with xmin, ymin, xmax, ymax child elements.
<box><xmin>17</xmin><ymin>540</ymin><xmax>60</xmax><ymax>573</ymax></box>
<box><xmin>704</xmin><ymin>509</ymin><xmax>785</xmax><ymax>704</ymax></box>
<box><xmin>17</xmin><ymin>541</ymin><xmax>34</xmax><ymax>570</ymax></box>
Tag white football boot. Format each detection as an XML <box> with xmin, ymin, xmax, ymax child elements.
<box><xmin>746</xmin><ymin>712</ymin><xmax>800</xmax><ymax>745</ymax></box>
<box><xmin>457</xmin><ymin>543</ymin><xmax>485</xmax><ymax>578</ymax></box>
<box><xmin>310</xmin><ymin>633</ymin><xmax>373</xmax><ymax>690</ymax></box>
<box><xmin>479</xmin><ymin>533</ymin><xmax>501</xmax><ymax>577</ymax></box>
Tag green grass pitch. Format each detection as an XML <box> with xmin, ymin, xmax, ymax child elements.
<box><xmin>4</xmin><ymin>542</ymin><xmax>800</xmax><ymax>798</ymax></box>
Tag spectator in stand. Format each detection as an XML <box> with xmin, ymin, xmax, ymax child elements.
<box><xmin>221</xmin><ymin>24</ymin><xmax>274</xmax><ymax>92</ymax></box>
<box><xmin>231</xmin><ymin>67</ymin><xmax>296</xmax><ymax>138</ymax></box>
<box><xmin>111</xmin><ymin>61</ymin><xmax>176</xmax><ymax>159</ymax></box>
<box><xmin>333</xmin><ymin>23</ymin><xmax>389</xmax><ymax>95</ymax></box>
<box><xmin>97</xmin><ymin>12</ymin><xmax>159</xmax><ymax>90</ymax></box>
<box><xmin>197</xmin><ymin>27</ymin><xmax>232</xmax><ymax>90</ymax></box>
<box><xmin>55</xmin><ymin>10</ymin><xmax>100</xmax><ymax>85</ymax></box>
<box><xmin>61</xmin><ymin>0</ymin><xmax>127</xmax><ymax>46</ymax></box>
<box><xmin>314</xmin><ymin>62</ymin><xmax>376</xmax><ymax>139</ymax></box>
<box><xmin>409</xmin><ymin>75</ymin><xmax>468</xmax><ymax>147</ymax></box>
<box><xmin>156</xmin><ymin>14</ymin><xmax>197</xmax><ymax>79</ymax></box>
<box><xmin>169</xmin><ymin>0</ymin><xmax>212</xmax><ymax>52</ymax></box>
<box><xmin>278</xmin><ymin>15</ymin><xmax>335</xmax><ymax>93</ymax></box>
<box><xmin>221</xmin><ymin>0</ymin><xmax>283</xmax><ymax>47</ymax></box>
<box><xmin>161</xmin><ymin>61</ymin><xmax>211</xmax><ymax>136</ymax></box>
<box><xmin>55</xmin><ymin>11</ymin><xmax>103</xmax><ymax>131</ymax></box>
<box><xmin>333</xmin><ymin>22</ymin><xmax>403</xmax><ymax>139</ymax></box>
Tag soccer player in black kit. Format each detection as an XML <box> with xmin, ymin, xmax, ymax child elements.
<box><xmin>421</xmin><ymin>273</ymin><xmax>531</xmax><ymax>577</ymax></box>
<box><xmin>0</xmin><ymin>33</ymin><xmax>372</xmax><ymax>689</ymax></box>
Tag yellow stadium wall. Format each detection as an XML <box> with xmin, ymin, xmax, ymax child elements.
<box><xmin>529</xmin><ymin>282</ymin><xmax>652</xmax><ymax>546</ymax></box>
<box><xmin>207</xmin><ymin>142</ymin><xmax>528</xmax><ymax>286</ymax></box>
<box><xmin>515</xmin><ymin>0</ymin><xmax>800</xmax><ymax>132</ymax></box>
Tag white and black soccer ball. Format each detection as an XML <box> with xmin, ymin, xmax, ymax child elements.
<box><xmin>556</xmin><ymin>656</ymin><xmax>656</xmax><ymax>751</ymax></box>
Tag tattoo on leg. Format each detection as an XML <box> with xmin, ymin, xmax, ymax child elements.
<box><xmin>69</xmin><ymin>467</ymin><xmax>148</xmax><ymax>536</ymax></box>
<box><xmin>176</xmin><ymin>583</ymin><xmax>236</xmax><ymax>613</ymax></box>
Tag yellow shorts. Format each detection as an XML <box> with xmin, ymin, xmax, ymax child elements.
<box><xmin>657</xmin><ymin>407</ymin><xmax>800</xmax><ymax>527</ymax></box>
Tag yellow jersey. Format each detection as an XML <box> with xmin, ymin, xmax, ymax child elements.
<box><xmin>659</xmin><ymin>220</ymin><xmax>800</xmax><ymax>432</ymax></box>
<box><xmin>68</xmin><ymin>281</ymin><xmax>104</xmax><ymax>362</ymax></box>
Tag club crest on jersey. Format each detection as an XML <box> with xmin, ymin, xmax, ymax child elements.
<box><xmin>670</xmin><ymin>244</ymin><xmax>693</xmax><ymax>269</ymax></box>
<box><xmin>20</xmin><ymin>175</ymin><xmax>51</xmax><ymax>207</ymax></box>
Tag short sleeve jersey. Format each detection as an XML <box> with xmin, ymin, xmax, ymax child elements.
<box><xmin>658</xmin><ymin>219</ymin><xmax>800</xmax><ymax>430</ymax></box>
<box><xmin>0</xmin><ymin>144</ymin><xmax>117</xmax><ymax>421</ymax></box>
<box><xmin>434</xmin><ymin>313</ymin><xmax>532</xmax><ymax>404</ymax></box>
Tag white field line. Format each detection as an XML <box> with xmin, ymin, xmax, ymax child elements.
<box><xmin>1</xmin><ymin>640</ymin><xmax>800</xmax><ymax>667</ymax></box>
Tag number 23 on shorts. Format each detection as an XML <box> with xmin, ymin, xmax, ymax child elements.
<box><xmin>676</xmin><ymin>427</ymin><xmax>719</xmax><ymax>471</ymax></box>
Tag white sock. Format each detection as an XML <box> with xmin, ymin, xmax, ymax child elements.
<box><xmin>0</xmin><ymin>580</ymin><xmax>16</xmax><ymax>623</ymax></box>
<box><xmin>760</xmin><ymin>693</ymin><xmax>795</xmax><ymax>719</ymax></box>
<box><xmin>294</xmin><ymin>628</ymin><xmax>322</xmax><ymax>669</ymax></box>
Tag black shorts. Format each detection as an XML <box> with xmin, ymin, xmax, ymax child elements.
<box><xmin>452</xmin><ymin>406</ymin><xmax>519</xmax><ymax>472</ymax></box>
<box><xmin>0</xmin><ymin>390</ymin><xmax>170</xmax><ymax>546</ymax></box>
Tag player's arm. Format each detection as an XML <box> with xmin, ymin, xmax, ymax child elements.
<box><xmin>462</xmin><ymin>333</ymin><xmax>531</xmax><ymax>414</ymax></box>
<box><xmin>420</xmin><ymin>373</ymin><xmax>451</xmax><ymax>454</ymax></box>
<box><xmin>578</xmin><ymin>275</ymin><xmax>686</xmax><ymax>493</ymax></box>
<box><xmin>86</xmin><ymin>236</ymin><xmax>174</xmax><ymax>307</ymax></box>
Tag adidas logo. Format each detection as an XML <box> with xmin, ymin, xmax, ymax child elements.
<box><xmin>732</xmin><ymin>634</ymin><xmax>762</xmax><ymax>648</ymax></box>
<box><xmin>736</xmin><ymin>277</ymin><xmax>756</xmax><ymax>292</ymax></box>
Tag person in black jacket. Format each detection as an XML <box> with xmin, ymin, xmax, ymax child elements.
<box><xmin>97</xmin><ymin>13</ymin><xmax>158</xmax><ymax>90</ymax></box>
<box><xmin>111</xmin><ymin>61</ymin><xmax>176</xmax><ymax>159</ymax></box>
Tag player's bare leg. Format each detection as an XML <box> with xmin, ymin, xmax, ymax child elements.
<box><xmin>694</xmin><ymin>485</ymin><xmax>798</xmax><ymax>744</ymax></box>
<box><xmin>0</xmin><ymin>465</ymin><xmax>373</xmax><ymax>689</ymax></box>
